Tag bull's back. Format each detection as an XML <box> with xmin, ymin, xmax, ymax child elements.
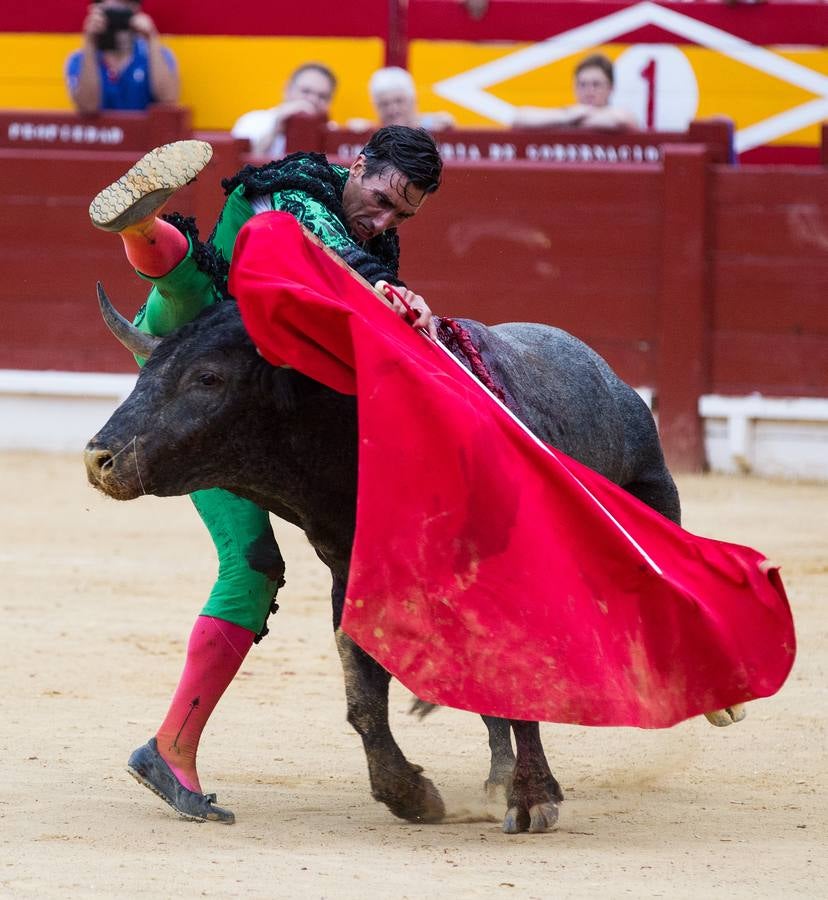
<box><xmin>451</xmin><ymin>319</ymin><xmax>663</xmax><ymax>486</ymax></box>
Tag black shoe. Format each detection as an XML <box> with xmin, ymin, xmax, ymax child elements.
<box><xmin>126</xmin><ymin>737</ymin><xmax>235</xmax><ymax>824</ymax></box>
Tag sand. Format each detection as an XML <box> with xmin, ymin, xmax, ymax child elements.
<box><xmin>1</xmin><ymin>452</ymin><xmax>826</xmax><ymax>898</ymax></box>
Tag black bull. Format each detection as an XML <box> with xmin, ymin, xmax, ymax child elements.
<box><xmin>84</xmin><ymin>286</ymin><xmax>681</xmax><ymax>834</ymax></box>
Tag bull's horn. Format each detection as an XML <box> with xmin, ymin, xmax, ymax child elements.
<box><xmin>96</xmin><ymin>281</ymin><xmax>162</xmax><ymax>359</ymax></box>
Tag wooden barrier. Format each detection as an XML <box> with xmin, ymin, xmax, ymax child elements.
<box><xmin>0</xmin><ymin>105</ymin><xmax>192</xmax><ymax>152</ymax></box>
<box><xmin>284</xmin><ymin>117</ymin><xmax>734</xmax><ymax>164</ymax></box>
<box><xmin>709</xmin><ymin>165</ymin><xmax>828</xmax><ymax>399</ymax></box>
<box><xmin>1</xmin><ymin>118</ymin><xmax>826</xmax><ymax>471</ymax></box>
<box><xmin>397</xmin><ymin>149</ymin><xmax>827</xmax><ymax>471</ymax></box>
<box><xmin>0</xmin><ymin>127</ymin><xmax>243</xmax><ymax>374</ymax></box>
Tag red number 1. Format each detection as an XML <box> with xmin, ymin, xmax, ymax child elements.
<box><xmin>640</xmin><ymin>58</ymin><xmax>656</xmax><ymax>129</ymax></box>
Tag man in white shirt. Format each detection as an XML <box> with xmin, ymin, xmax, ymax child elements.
<box><xmin>231</xmin><ymin>62</ymin><xmax>337</xmax><ymax>158</ymax></box>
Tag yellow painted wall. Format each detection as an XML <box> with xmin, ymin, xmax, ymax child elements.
<box><xmin>1</xmin><ymin>32</ymin><xmax>825</xmax><ymax>145</ymax></box>
<box><xmin>0</xmin><ymin>34</ymin><xmax>383</xmax><ymax>129</ymax></box>
<box><xmin>411</xmin><ymin>40</ymin><xmax>828</xmax><ymax>146</ymax></box>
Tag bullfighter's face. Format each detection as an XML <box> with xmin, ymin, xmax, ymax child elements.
<box><xmin>342</xmin><ymin>155</ymin><xmax>428</xmax><ymax>243</ymax></box>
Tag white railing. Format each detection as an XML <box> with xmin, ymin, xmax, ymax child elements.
<box><xmin>1</xmin><ymin>370</ymin><xmax>826</xmax><ymax>479</ymax></box>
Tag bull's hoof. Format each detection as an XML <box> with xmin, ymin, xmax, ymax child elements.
<box><xmin>373</xmin><ymin>771</ymin><xmax>445</xmax><ymax>823</ymax></box>
<box><xmin>503</xmin><ymin>800</ymin><xmax>560</xmax><ymax>835</ymax></box>
<box><xmin>704</xmin><ymin>703</ymin><xmax>747</xmax><ymax>727</ymax></box>
<box><xmin>503</xmin><ymin>772</ymin><xmax>563</xmax><ymax>835</ymax></box>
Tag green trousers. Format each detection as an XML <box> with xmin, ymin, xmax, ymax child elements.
<box><xmin>131</xmin><ymin>191</ymin><xmax>282</xmax><ymax>634</ymax></box>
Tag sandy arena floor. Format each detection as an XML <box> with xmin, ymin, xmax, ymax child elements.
<box><xmin>1</xmin><ymin>452</ymin><xmax>826</xmax><ymax>898</ymax></box>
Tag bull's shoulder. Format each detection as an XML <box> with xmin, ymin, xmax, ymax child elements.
<box><xmin>443</xmin><ymin>318</ymin><xmax>659</xmax><ymax>479</ymax></box>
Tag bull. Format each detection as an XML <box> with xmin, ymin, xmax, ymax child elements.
<box><xmin>84</xmin><ymin>284</ymin><xmax>682</xmax><ymax>834</ymax></box>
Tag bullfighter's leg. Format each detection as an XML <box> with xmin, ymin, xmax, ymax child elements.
<box><xmin>90</xmin><ymin>140</ymin><xmax>212</xmax><ymax>278</ymax></box>
<box><xmin>503</xmin><ymin>720</ymin><xmax>563</xmax><ymax>835</ymax></box>
<box><xmin>332</xmin><ymin>582</ymin><xmax>444</xmax><ymax>823</ymax></box>
<box><xmin>482</xmin><ymin>716</ymin><xmax>516</xmax><ymax>798</ymax></box>
<box><xmin>128</xmin><ymin>490</ymin><xmax>284</xmax><ymax>823</ymax></box>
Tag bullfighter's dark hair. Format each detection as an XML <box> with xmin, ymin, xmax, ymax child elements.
<box><xmin>360</xmin><ymin>126</ymin><xmax>442</xmax><ymax>200</ymax></box>
<box><xmin>288</xmin><ymin>62</ymin><xmax>338</xmax><ymax>92</ymax></box>
<box><xmin>220</xmin><ymin>152</ymin><xmax>403</xmax><ymax>285</ymax></box>
<box><xmin>575</xmin><ymin>53</ymin><xmax>615</xmax><ymax>86</ymax></box>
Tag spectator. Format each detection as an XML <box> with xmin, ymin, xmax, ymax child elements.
<box><xmin>511</xmin><ymin>53</ymin><xmax>637</xmax><ymax>131</ymax></box>
<box><xmin>231</xmin><ymin>63</ymin><xmax>338</xmax><ymax>158</ymax></box>
<box><xmin>66</xmin><ymin>0</ymin><xmax>179</xmax><ymax>114</ymax></box>
<box><xmin>347</xmin><ymin>67</ymin><xmax>455</xmax><ymax>133</ymax></box>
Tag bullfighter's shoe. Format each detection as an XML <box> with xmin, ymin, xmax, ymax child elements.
<box><xmin>704</xmin><ymin>703</ymin><xmax>747</xmax><ymax>726</ymax></box>
<box><xmin>127</xmin><ymin>737</ymin><xmax>235</xmax><ymax>824</ymax></box>
<box><xmin>89</xmin><ymin>140</ymin><xmax>213</xmax><ymax>232</ymax></box>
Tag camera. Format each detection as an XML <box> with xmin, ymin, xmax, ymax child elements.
<box><xmin>96</xmin><ymin>7</ymin><xmax>135</xmax><ymax>51</ymax></box>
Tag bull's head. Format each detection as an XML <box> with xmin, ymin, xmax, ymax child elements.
<box><xmin>84</xmin><ymin>283</ymin><xmax>282</xmax><ymax>501</ymax></box>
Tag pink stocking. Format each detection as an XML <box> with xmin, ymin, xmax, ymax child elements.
<box><xmin>119</xmin><ymin>216</ymin><xmax>188</xmax><ymax>278</ymax></box>
<box><xmin>155</xmin><ymin>615</ymin><xmax>255</xmax><ymax>793</ymax></box>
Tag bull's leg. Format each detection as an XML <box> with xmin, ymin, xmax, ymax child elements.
<box><xmin>482</xmin><ymin>716</ymin><xmax>515</xmax><ymax>799</ymax></box>
<box><xmin>334</xmin><ymin>629</ymin><xmax>445</xmax><ymax>823</ymax></box>
<box><xmin>330</xmin><ymin>576</ymin><xmax>444</xmax><ymax>822</ymax></box>
<box><xmin>503</xmin><ymin>720</ymin><xmax>563</xmax><ymax>834</ymax></box>
<box><xmin>408</xmin><ymin>704</ymin><xmax>515</xmax><ymax>799</ymax></box>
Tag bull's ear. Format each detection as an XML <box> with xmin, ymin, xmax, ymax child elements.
<box><xmin>97</xmin><ymin>282</ymin><xmax>162</xmax><ymax>360</ymax></box>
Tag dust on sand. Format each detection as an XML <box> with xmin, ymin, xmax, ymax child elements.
<box><xmin>1</xmin><ymin>453</ymin><xmax>825</xmax><ymax>898</ymax></box>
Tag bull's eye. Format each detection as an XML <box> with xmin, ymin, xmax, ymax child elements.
<box><xmin>198</xmin><ymin>371</ymin><xmax>222</xmax><ymax>386</ymax></box>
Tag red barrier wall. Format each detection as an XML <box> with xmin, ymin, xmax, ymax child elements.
<box><xmin>0</xmin><ymin>127</ymin><xmax>239</xmax><ymax>372</ymax></box>
<box><xmin>2</xmin><ymin>133</ymin><xmax>826</xmax><ymax>471</ymax></box>
<box><xmin>0</xmin><ymin>1</ymin><xmax>389</xmax><ymax>37</ymax></box>
<box><xmin>7</xmin><ymin>0</ymin><xmax>821</xmax><ymax>45</ymax></box>
<box><xmin>285</xmin><ymin>117</ymin><xmax>734</xmax><ymax>164</ymax></box>
<box><xmin>710</xmin><ymin>167</ymin><xmax>828</xmax><ymax>398</ymax></box>
<box><xmin>400</xmin><ymin>161</ymin><xmax>663</xmax><ymax>389</ymax></box>
<box><xmin>0</xmin><ymin>105</ymin><xmax>190</xmax><ymax>152</ymax></box>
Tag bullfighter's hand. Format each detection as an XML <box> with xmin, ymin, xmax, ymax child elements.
<box><xmin>375</xmin><ymin>282</ymin><xmax>438</xmax><ymax>340</ymax></box>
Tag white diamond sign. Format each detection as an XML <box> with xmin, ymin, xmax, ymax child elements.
<box><xmin>432</xmin><ymin>1</ymin><xmax>828</xmax><ymax>153</ymax></box>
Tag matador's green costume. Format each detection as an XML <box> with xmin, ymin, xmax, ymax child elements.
<box><xmin>133</xmin><ymin>152</ymin><xmax>406</xmax><ymax>635</ymax></box>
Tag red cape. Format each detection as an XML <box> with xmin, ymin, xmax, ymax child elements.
<box><xmin>230</xmin><ymin>213</ymin><xmax>795</xmax><ymax>728</ymax></box>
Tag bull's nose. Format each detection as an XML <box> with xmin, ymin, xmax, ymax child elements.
<box><xmin>83</xmin><ymin>444</ymin><xmax>114</xmax><ymax>480</ymax></box>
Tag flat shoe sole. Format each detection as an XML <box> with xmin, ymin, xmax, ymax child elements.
<box><xmin>127</xmin><ymin>764</ymin><xmax>207</xmax><ymax>823</ymax></box>
<box><xmin>89</xmin><ymin>140</ymin><xmax>213</xmax><ymax>232</ymax></box>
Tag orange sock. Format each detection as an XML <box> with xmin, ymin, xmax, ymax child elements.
<box><xmin>119</xmin><ymin>216</ymin><xmax>188</xmax><ymax>278</ymax></box>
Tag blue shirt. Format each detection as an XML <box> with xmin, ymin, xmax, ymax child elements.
<box><xmin>66</xmin><ymin>38</ymin><xmax>177</xmax><ymax>111</ymax></box>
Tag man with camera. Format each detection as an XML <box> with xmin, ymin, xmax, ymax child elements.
<box><xmin>66</xmin><ymin>1</ymin><xmax>179</xmax><ymax>114</ymax></box>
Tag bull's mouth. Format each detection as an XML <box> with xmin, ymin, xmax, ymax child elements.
<box><xmin>83</xmin><ymin>439</ymin><xmax>149</xmax><ymax>500</ymax></box>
